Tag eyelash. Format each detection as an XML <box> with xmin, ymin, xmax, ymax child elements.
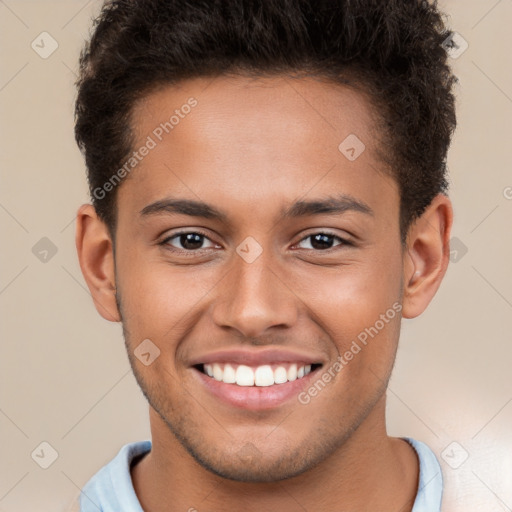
<box><xmin>158</xmin><ymin>230</ymin><xmax>353</xmax><ymax>254</ymax></box>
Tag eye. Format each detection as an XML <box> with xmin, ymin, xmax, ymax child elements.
<box><xmin>160</xmin><ymin>231</ymin><xmax>219</xmax><ymax>251</ymax></box>
<box><xmin>295</xmin><ymin>232</ymin><xmax>351</xmax><ymax>251</ymax></box>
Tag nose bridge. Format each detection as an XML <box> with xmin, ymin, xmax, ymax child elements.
<box><xmin>212</xmin><ymin>241</ymin><xmax>298</xmax><ymax>338</ymax></box>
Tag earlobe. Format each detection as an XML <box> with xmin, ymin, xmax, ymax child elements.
<box><xmin>75</xmin><ymin>204</ymin><xmax>121</xmax><ymax>322</ymax></box>
<box><xmin>401</xmin><ymin>194</ymin><xmax>453</xmax><ymax>319</ymax></box>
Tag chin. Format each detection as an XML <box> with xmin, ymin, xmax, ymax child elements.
<box><xmin>189</xmin><ymin>448</ymin><xmax>315</xmax><ymax>483</ymax></box>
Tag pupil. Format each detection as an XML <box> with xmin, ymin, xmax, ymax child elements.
<box><xmin>311</xmin><ymin>233</ymin><xmax>333</xmax><ymax>250</ymax></box>
<box><xmin>181</xmin><ymin>233</ymin><xmax>203</xmax><ymax>250</ymax></box>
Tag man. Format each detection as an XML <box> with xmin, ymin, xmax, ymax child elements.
<box><xmin>73</xmin><ymin>0</ymin><xmax>457</xmax><ymax>510</ymax></box>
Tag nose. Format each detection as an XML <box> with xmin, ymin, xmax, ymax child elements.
<box><xmin>211</xmin><ymin>247</ymin><xmax>299</xmax><ymax>340</ymax></box>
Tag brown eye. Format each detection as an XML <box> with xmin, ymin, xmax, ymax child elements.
<box><xmin>296</xmin><ymin>232</ymin><xmax>350</xmax><ymax>251</ymax></box>
<box><xmin>161</xmin><ymin>231</ymin><xmax>217</xmax><ymax>251</ymax></box>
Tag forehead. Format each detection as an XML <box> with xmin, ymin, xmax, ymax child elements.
<box><xmin>132</xmin><ymin>74</ymin><xmax>379</xmax><ymax>153</ymax></box>
<box><xmin>120</xmin><ymin>74</ymin><xmax>397</xmax><ymax>223</ymax></box>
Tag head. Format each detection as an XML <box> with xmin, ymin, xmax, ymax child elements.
<box><xmin>75</xmin><ymin>0</ymin><xmax>456</xmax><ymax>482</ymax></box>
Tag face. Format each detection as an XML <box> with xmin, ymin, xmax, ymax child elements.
<box><xmin>112</xmin><ymin>75</ymin><xmax>406</xmax><ymax>482</ymax></box>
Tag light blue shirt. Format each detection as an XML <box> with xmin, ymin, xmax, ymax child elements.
<box><xmin>79</xmin><ymin>437</ymin><xmax>443</xmax><ymax>511</ymax></box>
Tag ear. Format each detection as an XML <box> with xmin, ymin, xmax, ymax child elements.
<box><xmin>401</xmin><ymin>193</ymin><xmax>453</xmax><ymax>319</ymax></box>
<box><xmin>75</xmin><ymin>204</ymin><xmax>121</xmax><ymax>322</ymax></box>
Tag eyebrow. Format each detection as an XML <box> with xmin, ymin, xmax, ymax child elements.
<box><xmin>139</xmin><ymin>193</ymin><xmax>374</xmax><ymax>221</ymax></box>
<box><xmin>283</xmin><ymin>194</ymin><xmax>373</xmax><ymax>218</ymax></box>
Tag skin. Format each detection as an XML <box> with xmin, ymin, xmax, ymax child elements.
<box><xmin>76</xmin><ymin>75</ymin><xmax>453</xmax><ymax>511</ymax></box>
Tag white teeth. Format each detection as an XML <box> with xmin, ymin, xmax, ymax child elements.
<box><xmin>235</xmin><ymin>365</ymin><xmax>254</xmax><ymax>386</ymax></box>
<box><xmin>213</xmin><ymin>363</ymin><xmax>223</xmax><ymax>381</ymax></box>
<box><xmin>201</xmin><ymin>362</ymin><xmax>316</xmax><ymax>386</ymax></box>
<box><xmin>274</xmin><ymin>366</ymin><xmax>288</xmax><ymax>384</ymax></box>
<box><xmin>223</xmin><ymin>364</ymin><xmax>236</xmax><ymax>383</ymax></box>
<box><xmin>254</xmin><ymin>365</ymin><xmax>274</xmax><ymax>387</ymax></box>
<box><xmin>287</xmin><ymin>364</ymin><xmax>298</xmax><ymax>382</ymax></box>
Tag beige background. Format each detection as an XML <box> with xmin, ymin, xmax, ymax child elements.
<box><xmin>1</xmin><ymin>1</ymin><xmax>511</xmax><ymax>511</ymax></box>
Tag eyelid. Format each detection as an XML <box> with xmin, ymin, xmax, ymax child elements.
<box><xmin>159</xmin><ymin>229</ymin><xmax>220</xmax><ymax>250</ymax></box>
<box><xmin>292</xmin><ymin>230</ymin><xmax>353</xmax><ymax>249</ymax></box>
<box><xmin>159</xmin><ymin>228</ymin><xmax>352</xmax><ymax>254</ymax></box>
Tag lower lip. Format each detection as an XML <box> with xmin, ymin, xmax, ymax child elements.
<box><xmin>192</xmin><ymin>367</ymin><xmax>319</xmax><ymax>411</ymax></box>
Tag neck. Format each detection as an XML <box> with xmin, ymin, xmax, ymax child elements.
<box><xmin>131</xmin><ymin>397</ymin><xmax>419</xmax><ymax>512</ymax></box>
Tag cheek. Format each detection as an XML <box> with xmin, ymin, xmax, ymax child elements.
<box><xmin>116</xmin><ymin>229</ymin><xmax>403</xmax><ymax>349</ymax></box>
<box><xmin>294</xmin><ymin>247</ymin><xmax>403</xmax><ymax>325</ymax></box>
<box><xmin>293</xmin><ymin>245</ymin><xmax>403</xmax><ymax>370</ymax></box>
<box><xmin>116</xmin><ymin>249</ymin><xmax>217</xmax><ymax>341</ymax></box>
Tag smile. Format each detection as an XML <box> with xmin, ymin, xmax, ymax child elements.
<box><xmin>189</xmin><ymin>348</ymin><xmax>325</xmax><ymax>410</ymax></box>
<box><xmin>199</xmin><ymin>363</ymin><xmax>319</xmax><ymax>387</ymax></box>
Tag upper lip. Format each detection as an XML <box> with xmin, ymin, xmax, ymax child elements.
<box><xmin>189</xmin><ymin>348</ymin><xmax>325</xmax><ymax>367</ymax></box>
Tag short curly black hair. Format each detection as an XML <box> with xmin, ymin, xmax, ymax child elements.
<box><xmin>74</xmin><ymin>0</ymin><xmax>457</xmax><ymax>244</ymax></box>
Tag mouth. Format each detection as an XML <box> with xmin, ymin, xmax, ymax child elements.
<box><xmin>194</xmin><ymin>362</ymin><xmax>323</xmax><ymax>387</ymax></box>
<box><xmin>191</xmin><ymin>358</ymin><xmax>324</xmax><ymax>410</ymax></box>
